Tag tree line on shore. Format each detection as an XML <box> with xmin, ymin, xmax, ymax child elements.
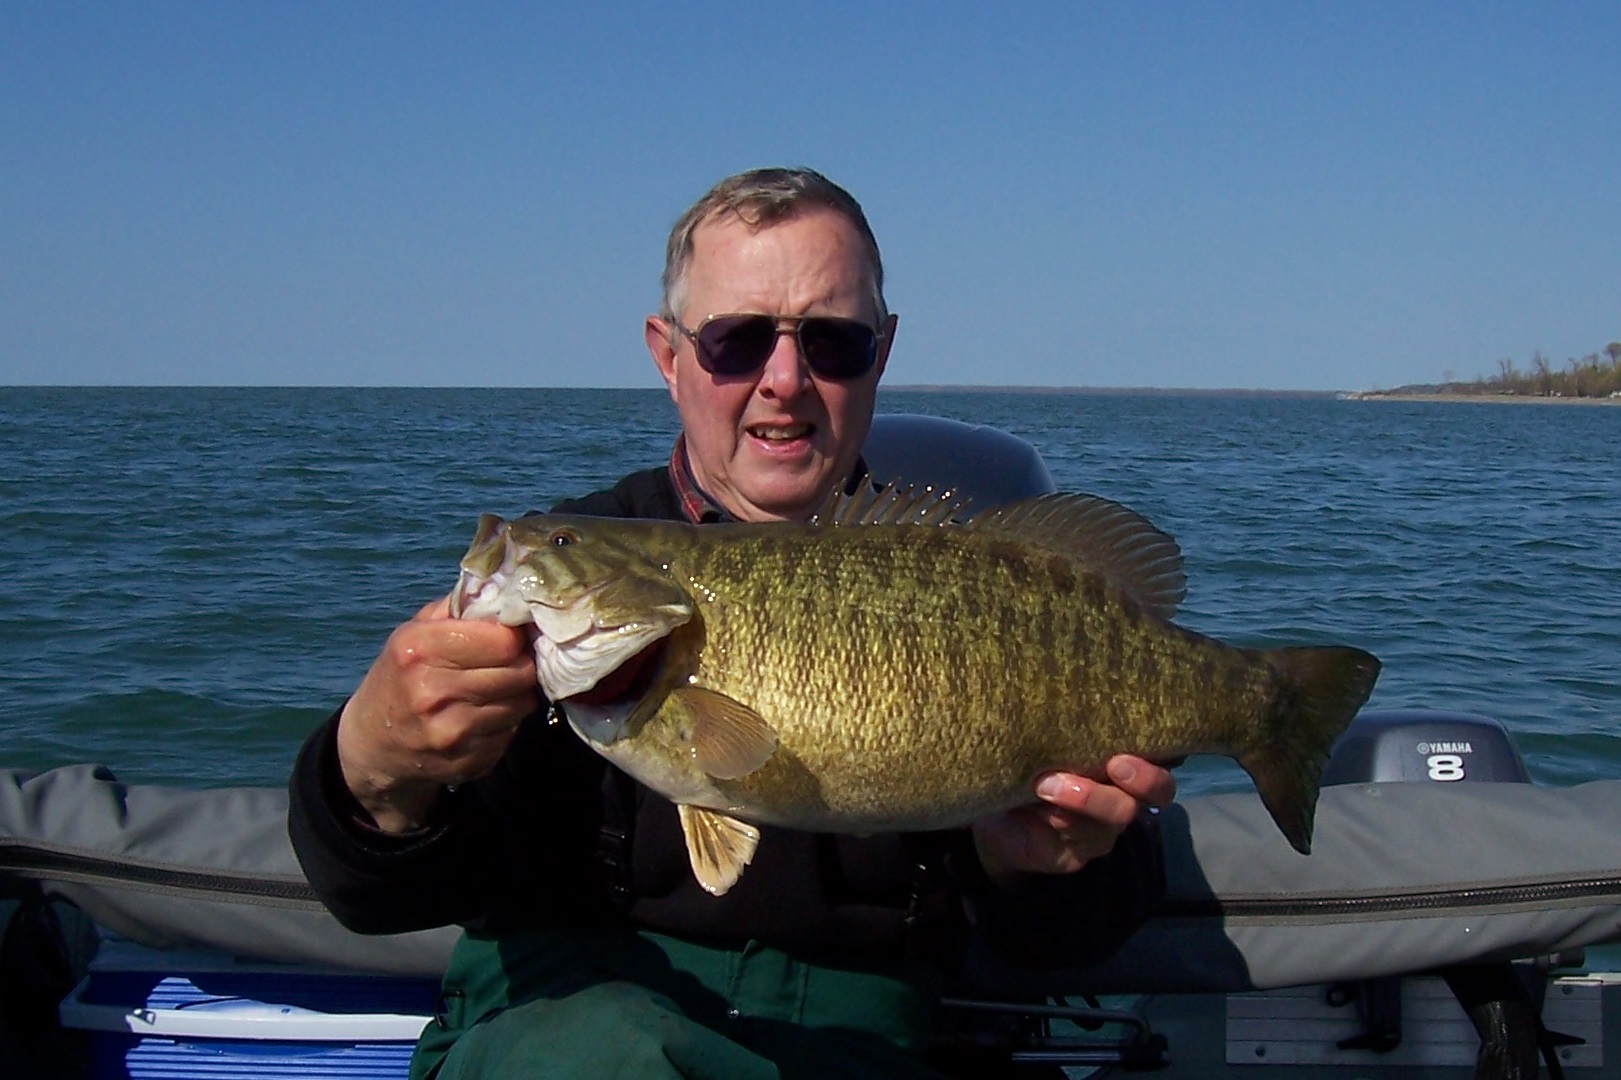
<box><xmin>1440</xmin><ymin>342</ymin><xmax>1621</xmax><ymax>399</ymax></box>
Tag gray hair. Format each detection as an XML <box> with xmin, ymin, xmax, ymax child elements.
<box><xmin>660</xmin><ymin>167</ymin><xmax>887</xmax><ymax>327</ymax></box>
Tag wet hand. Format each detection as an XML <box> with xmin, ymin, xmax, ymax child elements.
<box><xmin>970</xmin><ymin>755</ymin><xmax>1176</xmax><ymax>886</ymax></box>
<box><xmin>336</xmin><ymin>595</ymin><xmax>538</xmax><ymax>833</ymax></box>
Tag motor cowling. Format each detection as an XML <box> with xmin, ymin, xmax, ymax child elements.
<box><xmin>1322</xmin><ymin>709</ymin><xmax>1532</xmax><ymax>787</ymax></box>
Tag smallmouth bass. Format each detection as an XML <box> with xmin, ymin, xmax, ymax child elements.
<box><xmin>452</xmin><ymin>483</ymin><xmax>1380</xmax><ymax>896</ymax></box>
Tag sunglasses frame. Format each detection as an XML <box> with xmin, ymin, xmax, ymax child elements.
<box><xmin>672</xmin><ymin>313</ymin><xmax>886</xmax><ymax>381</ymax></box>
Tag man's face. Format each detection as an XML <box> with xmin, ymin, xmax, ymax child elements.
<box><xmin>646</xmin><ymin>207</ymin><xmax>895</xmax><ymax>522</ymax></box>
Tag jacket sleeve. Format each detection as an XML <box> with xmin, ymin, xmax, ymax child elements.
<box><xmin>286</xmin><ymin>712</ymin><xmax>491</xmax><ymax>934</ymax></box>
<box><xmin>288</xmin><ymin>703</ymin><xmax>619</xmax><ymax>936</ymax></box>
<box><xmin>951</xmin><ymin>812</ymin><xmax>1165</xmax><ymax>969</ymax></box>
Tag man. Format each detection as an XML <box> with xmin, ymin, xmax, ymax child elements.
<box><xmin>290</xmin><ymin>168</ymin><xmax>1174</xmax><ymax>1079</ymax></box>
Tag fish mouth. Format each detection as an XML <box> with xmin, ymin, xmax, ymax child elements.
<box><xmin>454</xmin><ymin>561</ymin><xmax>628</xmax><ymax>634</ymax></box>
<box><xmin>560</xmin><ymin>638</ymin><xmax>667</xmax><ymax>709</ymax></box>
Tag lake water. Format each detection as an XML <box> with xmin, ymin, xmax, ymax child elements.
<box><xmin>3</xmin><ymin>386</ymin><xmax>1617</xmax><ymax>796</ymax></box>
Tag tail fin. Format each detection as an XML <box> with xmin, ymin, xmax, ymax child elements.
<box><xmin>1238</xmin><ymin>646</ymin><xmax>1381</xmax><ymax>854</ymax></box>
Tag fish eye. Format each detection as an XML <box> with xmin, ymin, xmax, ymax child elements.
<box><xmin>548</xmin><ymin>529</ymin><xmax>576</xmax><ymax>547</ymax></box>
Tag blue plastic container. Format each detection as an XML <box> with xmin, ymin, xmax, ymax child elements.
<box><xmin>59</xmin><ymin>946</ymin><xmax>439</xmax><ymax>1080</ymax></box>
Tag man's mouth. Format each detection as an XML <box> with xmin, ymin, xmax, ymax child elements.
<box><xmin>747</xmin><ymin>423</ymin><xmax>813</xmax><ymax>442</ymax></box>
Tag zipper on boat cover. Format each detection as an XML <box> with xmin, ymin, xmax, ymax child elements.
<box><xmin>1159</xmin><ymin>874</ymin><xmax>1621</xmax><ymax>922</ymax></box>
<box><xmin>0</xmin><ymin>840</ymin><xmax>323</xmax><ymax>908</ymax></box>
<box><xmin>6</xmin><ymin>836</ymin><xmax>1619</xmax><ymax>922</ymax></box>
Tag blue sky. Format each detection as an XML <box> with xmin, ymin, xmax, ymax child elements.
<box><xmin>3</xmin><ymin>2</ymin><xmax>1616</xmax><ymax>390</ymax></box>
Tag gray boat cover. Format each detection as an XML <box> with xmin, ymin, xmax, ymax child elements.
<box><xmin>4</xmin><ymin>762</ymin><xmax>1620</xmax><ymax>990</ymax></box>
<box><xmin>0</xmin><ymin>764</ymin><xmax>458</xmax><ymax>976</ymax></box>
<box><xmin>966</xmin><ymin>777</ymin><xmax>1621</xmax><ymax>994</ymax></box>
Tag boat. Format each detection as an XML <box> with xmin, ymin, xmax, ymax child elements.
<box><xmin>3</xmin><ymin>414</ymin><xmax>1619</xmax><ymax>1078</ymax></box>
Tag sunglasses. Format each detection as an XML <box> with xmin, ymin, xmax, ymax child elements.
<box><xmin>673</xmin><ymin>313</ymin><xmax>884</xmax><ymax>381</ymax></box>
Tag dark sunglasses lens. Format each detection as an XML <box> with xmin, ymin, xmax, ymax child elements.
<box><xmin>696</xmin><ymin>316</ymin><xmax>776</xmax><ymax>376</ymax></box>
<box><xmin>800</xmin><ymin>318</ymin><xmax>877</xmax><ymax>379</ymax></box>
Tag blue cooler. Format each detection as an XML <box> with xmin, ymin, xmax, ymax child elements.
<box><xmin>59</xmin><ymin>941</ymin><xmax>440</xmax><ymax>1080</ymax></box>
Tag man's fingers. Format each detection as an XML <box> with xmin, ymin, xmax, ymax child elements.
<box><xmin>1105</xmin><ymin>755</ymin><xmax>1177</xmax><ymax>809</ymax></box>
<box><xmin>413</xmin><ymin>664</ymin><xmax>539</xmax><ymax>713</ymax></box>
<box><xmin>389</xmin><ymin>615</ymin><xmax>532</xmax><ymax>672</ymax></box>
<box><xmin>1013</xmin><ymin>806</ymin><xmax>1103</xmax><ymax>872</ymax></box>
<box><xmin>404</xmin><ymin>591</ymin><xmax>533</xmax><ymax>668</ymax></box>
<box><xmin>411</xmin><ymin>699</ymin><xmax>532</xmax><ymax>757</ymax></box>
<box><xmin>1034</xmin><ymin>772</ymin><xmax>1141</xmax><ymax>832</ymax></box>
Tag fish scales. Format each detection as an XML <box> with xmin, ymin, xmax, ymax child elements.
<box><xmin>452</xmin><ymin>485</ymin><xmax>1381</xmax><ymax>895</ymax></box>
<box><xmin>672</xmin><ymin>524</ymin><xmax>1254</xmax><ymax>828</ymax></box>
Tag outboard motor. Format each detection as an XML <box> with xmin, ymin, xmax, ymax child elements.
<box><xmin>1321</xmin><ymin>710</ymin><xmax>1560</xmax><ymax>1080</ymax></box>
<box><xmin>863</xmin><ymin>414</ymin><xmax>1057</xmax><ymax>505</ymax></box>
<box><xmin>1322</xmin><ymin>709</ymin><xmax>1532</xmax><ymax>787</ymax></box>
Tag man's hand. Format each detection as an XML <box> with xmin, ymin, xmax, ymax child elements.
<box><xmin>970</xmin><ymin>755</ymin><xmax>1176</xmax><ymax>888</ymax></box>
<box><xmin>335</xmin><ymin>596</ymin><xmax>539</xmax><ymax>833</ymax></box>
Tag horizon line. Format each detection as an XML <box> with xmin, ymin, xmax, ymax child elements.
<box><xmin>3</xmin><ymin>383</ymin><xmax>1351</xmax><ymax>396</ymax></box>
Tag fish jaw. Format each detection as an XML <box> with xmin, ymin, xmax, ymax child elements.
<box><xmin>450</xmin><ymin>514</ymin><xmax>695</xmax><ymax>701</ymax></box>
<box><xmin>564</xmin><ymin>700</ymin><xmax>731</xmax><ymax>807</ymax></box>
<box><xmin>451</xmin><ymin>514</ymin><xmax>536</xmax><ymax>625</ymax></box>
<box><xmin>565</xmin><ymin>685</ymin><xmax>780</xmax><ymax>813</ymax></box>
<box><xmin>560</xmin><ymin>697</ymin><xmax>627</xmax><ymax>748</ymax></box>
<box><xmin>530</xmin><ymin>610</ymin><xmax>681</xmax><ymax>701</ymax></box>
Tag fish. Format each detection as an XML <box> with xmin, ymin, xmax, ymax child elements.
<box><xmin>451</xmin><ymin>483</ymin><xmax>1380</xmax><ymax>896</ymax></box>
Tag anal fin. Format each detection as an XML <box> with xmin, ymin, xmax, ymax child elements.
<box><xmin>678</xmin><ymin>803</ymin><xmax>760</xmax><ymax>897</ymax></box>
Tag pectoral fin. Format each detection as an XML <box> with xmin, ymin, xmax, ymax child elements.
<box><xmin>669</xmin><ymin>686</ymin><xmax>778</xmax><ymax>780</ymax></box>
<box><xmin>678</xmin><ymin>804</ymin><xmax>760</xmax><ymax>896</ymax></box>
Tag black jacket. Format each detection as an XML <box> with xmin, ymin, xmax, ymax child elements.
<box><xmin>288</xmin><ymin>466</ymin><xmax>1164</xmax><ymax>969</ymax></box>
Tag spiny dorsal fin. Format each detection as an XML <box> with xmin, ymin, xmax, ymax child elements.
<box><xmin>966</xmin><ymin>493</ymin><xmax>1187</xmax><ymax>620</ymax></box>
<box><xmin>813</xmin><ymin>477</ymin><xmax>972</xmax><ymax>527</ymax></box>
<box><xmin>678</xmin><ymin>804</ymin><xmax>759</xmax><ymax>896</ymax></box>
<box><xmin>668</xmin><ymin>686</ymin><xmax>778</xmax><ymax>779</ymax></box>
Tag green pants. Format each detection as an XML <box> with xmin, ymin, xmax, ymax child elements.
<box><xmin>413</xmin><ymin>927</ymin><xmax>949</xmax><ymax>1080</ymax></box>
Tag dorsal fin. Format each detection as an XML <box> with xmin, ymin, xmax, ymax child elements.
<box><xmin>813</xmin><ymin>477</ymin><xmax>972</xmax><ymax>527</ymax></box>
<box><xmin>814</xmin><ymin>480</ymin><xmax>1185</xmax><ymax>620</ymax></box>
<box><xmin>965</xmin><ymin>493</ymin><xmax>1187</xmax><ymax>619</ymax></box>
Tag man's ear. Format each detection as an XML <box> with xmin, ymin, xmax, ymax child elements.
<box><xmin>646</xmin><ymin>316</ymin><xmax>679</xmax><ymax>401</ymax></box>
<box><xmin>873</xmin><ymin>312</ymin><xmax>898</xmax><ymax>378</ymax></box>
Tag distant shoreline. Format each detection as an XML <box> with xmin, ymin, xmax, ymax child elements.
<box><xmin>884</xmin><ymin>385</ymin><xmax>1337</xmax><ymax>398</ymax></box>
<box><xmin>1347</xmin><ymin>392</ymin><xmax>1620</xmax><ymax>407</ymax></box>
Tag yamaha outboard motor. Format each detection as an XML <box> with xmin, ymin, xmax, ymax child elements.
<box><xmin>1322</xmin><ymin>710</ymin><xmax>1559</xmax><ymax>1080</ymax></box>
<box><xmin>1322</xmin><ymin>709</ymin><xmax>1532</xmax><ymax>787</ymax></box>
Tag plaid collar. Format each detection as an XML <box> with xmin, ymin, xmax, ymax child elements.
<box><xmin>668</xmin><ymin>435</ymin><xmax>726</xmax><ymax>523</ymax></box>
<box><xmin>666</xmin><ymin>434</ymin><xmax>869</xmax><ymax>524</ymax></box>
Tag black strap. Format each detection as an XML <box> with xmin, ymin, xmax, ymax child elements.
<box><xmin>900</xmin><ymin>831</ymin><xmax>969</xmax><ymax>963</ymax></box>
<box><xmin>595</xmin><ymin>767</ymin><xmax>639</xmax><ymax>914</ymax></box>
<box><xmin>1442</xmin><ymin>963</ymin><xmax>1567</xmax><ymax>1080</ymax></box>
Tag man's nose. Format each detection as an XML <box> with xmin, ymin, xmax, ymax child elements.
<box><xmin>757</xmin><ymin>324</ymin><xmax>811</xmax><ymax>394</ymax></box>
